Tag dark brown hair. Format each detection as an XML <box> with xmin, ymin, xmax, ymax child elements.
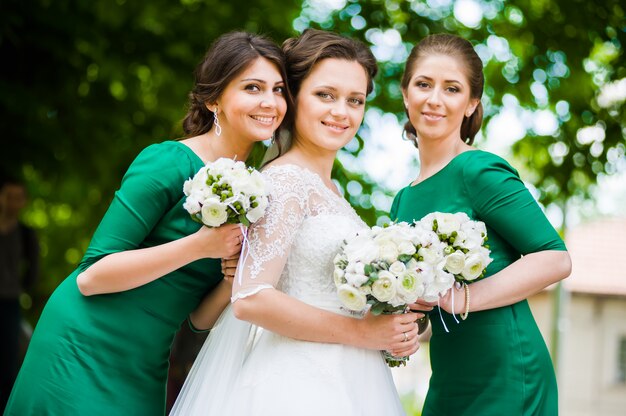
<box><xmin>281</xmin><ymin>28</ymin><xmax>378</xmax><ymax>131</ymax></box>
<box><xmin>182</xmin><ymin>32</ymin><xmax>290</xmax><ymax>137</ymax></box>
<box><xmin>401</xmin><ymin>33</ymin><xmax>484</xmax><ymax>146</ymax></box>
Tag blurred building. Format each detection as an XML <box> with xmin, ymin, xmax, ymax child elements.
<box><xmin>529</xmin><ymin>217</ymin><xmax>626</xmax><ymax>416</ymax></box>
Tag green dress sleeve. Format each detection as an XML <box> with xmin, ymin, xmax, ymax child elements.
<box><xmin>79</xmin><ymin>142</ymin><xmax>197</xmax><ymax>271</ymax></box>
<box><xmin>463</xmin><ymin>151</ymin><xmax>566</xmax><ymax>255</ymax></box>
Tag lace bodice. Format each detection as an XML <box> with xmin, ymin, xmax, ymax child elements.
<box><xmin>232</xmin><ymin>164</ymin><xmax>366</xmax><ymax>312</ymax></box>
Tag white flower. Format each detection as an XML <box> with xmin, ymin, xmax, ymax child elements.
<box><xmin>371</xmin><ymin>271</ymin><xmax>397</xmax><ymax>302</ymax></box>
<box><xmin>418</xmin><ymin>244</ymin><xmax>444</xmax><ymax>265</ymax></box>
<box><xmin>333</xmin><ymin>268</ymin><xmax>345</xmax><ymax>287</ymax></box>
<box><xmin>200</xmin><ymin>200</ymin><xmax>228</xmax><ymax>227</ymax></box>
<box><xmin>435</xmin><ymin>212</ymin><xmax>461</xmax><ymax>235</ymax></box>
<box><xmin>337</xmin><ymin>284</ymin><xmax>367</xmax><ymax>311</ymax></box>
<box><xmin>461</xmin><ymin>252</ymin><xmax>489</xmax><ymax>281</ymax></box>
<box><xmin>245</xmin><ymin>196</ymin><xmax>268</xmax><ymax>223</ymax></box>
<box><xmin>344</xmin><ymin>233</ymin><xmax>379</xmax><ymax>264</ymax></box>
<box><xmin>397</xmin><ymin>269</ymin><xmax>425</xmax><ymax>302</ymax></box>
<box><xmin>345</xmin><ymin>272</ymin><xmax>369</xmax><ymax>287</ymax></box>
<box><xmin>397</xmin><ymin>240</ymin><xmax>417</xmax><ymax>256</ymax></box>
<box><xmin>444</xmin><ymin>250</ymin><xmax>466</xmax><ymax>275</ymax></box>
<box><xmin>388</xmin><ymin>261</ymin><xmax>406</xmax><ymax>276</ymax></box>
<box><xmin>378</xmin><ymin>241</ymin><xmax>399</xmax><ymax>264</ymax></box>
<box><xmin>182</xmin><ymin>196</ymin><xmax>201</xmax><ymax>214</ymax></box>
<box><xmin>414</xmin><ymin>261</ymin><xmax>435</xmax><ymax>285</ymax></box>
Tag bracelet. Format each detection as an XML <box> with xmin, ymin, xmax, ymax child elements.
<box><xmin>460</xmin><ymin>282</ymin><xmax>470</xmax><ymax>320</ymax></box>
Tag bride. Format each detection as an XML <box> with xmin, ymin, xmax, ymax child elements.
<box><xmin>170</xmin><ymin>29</ymin><xmax>424</xmax><ymax>415</ymax></box>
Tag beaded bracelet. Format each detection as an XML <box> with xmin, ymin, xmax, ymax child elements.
<box><xmin>460</xmin><ymin>282</ymin><xmax>470</xmax><ymax>320</ymax></box>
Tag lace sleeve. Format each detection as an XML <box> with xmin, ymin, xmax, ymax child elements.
<box><xmin>232</xmin><ymin>167</ymin><xmax>308</xmax><ymax>301</ymax></box>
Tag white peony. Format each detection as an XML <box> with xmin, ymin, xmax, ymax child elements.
<box><xmin>337</xmin><ymin>284</ymin><xmax>367</xmax><ymax>311</ymax></box>
<box><xmin>200</xmin><ymin>200</ymin><xmax>228</xmax><ymax>227</ymax></box>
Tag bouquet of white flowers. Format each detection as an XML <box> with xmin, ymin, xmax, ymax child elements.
<box><xmin>414</xmin><ymin>212</ymin><xmax>493</xmax><ymax>300</ymax></box>
<box><xmin>333</xmin><ymin>214</ymin><xmax>492</xmax><ymax>366</ymax></box>
<box><xmin>182</xmin><ymin>158</ymin><xmax>269</xmax><ymax>227</ymax></box>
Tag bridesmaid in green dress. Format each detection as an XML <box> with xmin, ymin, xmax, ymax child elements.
<box><xmin>4</xmin><ymin>32</ymin><xmax>289</xmax><ymax>416</ymax></box>
<box><xmin>392</xmin><ymin>34</ymin><xmax>572</xmax><ymax>415</ymax></box>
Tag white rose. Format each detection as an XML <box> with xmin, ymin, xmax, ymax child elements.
<box><xmin>359</xmin><ymin>285</ymin><xmax>372</xmax><ymax>295</ymax></box>
<box><xmin>200</xmin><ymin>200</ymin><xmax>228</xmax><ymax>227</ymax></box>
<box><xmin>354</xmin><ymin>262</ymin><xmax>366</xmax><ymax>275</ymax></box>
<box><xmin>434</xmin><ymin>268</ymin><xmax>455</xmax><ymax>289</ymax></box>
<box><xmin>389</xmin><ymin>261</ymin><xmax>406</xmax><ymax>276</ymax></box>
<box><xmin>435</xmin><ymin>212</ymin><xmax>461</xmax><ymax>235</ymax></box>
<box><xmin>444</xmin><ymin>250</ymin><xmax>466</xmax><ymax>275</ymax></box>
<box><xmin>183</xmin><ymin>178</ymin><xmax>194</xmax><ymax>196</ymax></box>
<box><xmin>405</xmin><ymin>258</ymin><xmax>418</xmax><ymax>271</ymax></box>
<box><xmin>371</xmin><ymin>271</ymin><xmax>397</xmax><ymax>302</ymax></box>
<box><xmin>337</xmin><ymin>284</ymin><xmax>367</xmax><ymax>311</ymax></box>
<box><xmin>461</xmin><ymin>252</ymin><xmax>488</xmax><ymax>281</ymax></box>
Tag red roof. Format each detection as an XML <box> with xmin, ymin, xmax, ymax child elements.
<box><xmin>564</xmin><ymin>217</ymin><xmax>626</xmax><ymax>296</ymax></box>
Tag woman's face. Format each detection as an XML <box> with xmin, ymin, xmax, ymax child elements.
<box><xmin>402</xmin><ymin>54</ymin><xmax>478</xmax><ymax>143</ymax></box>
<box><xmin>293</xmin><ymin>58</ymin><xmax>368</xmax><ymax>153</ymax></box>
<box><xmin>212</xmin><ymin>57</ymin><xmax>287</xmax><ymax>143</ymax></box>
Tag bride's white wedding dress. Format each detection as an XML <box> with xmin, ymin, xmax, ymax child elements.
<box><xmin>170</xmin><ymin>164</ymin><xmax>405</xmax><ymax>416</ymax></box>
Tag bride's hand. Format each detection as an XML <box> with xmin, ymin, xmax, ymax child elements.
<box><xmin>357</xmin><ymin>311</ymin><xmax>420</xmax><ymax>354</ymax></box>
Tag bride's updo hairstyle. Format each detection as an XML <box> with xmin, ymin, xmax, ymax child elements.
<box><xmin>401</xmin><ymin>33</ymin><xmax>484</xmax><ymax>147</ymax></box>
<box><xmin>182</xmin><ymin>32</ymin><xmax>290</xmax><ymax>137</ymax></box>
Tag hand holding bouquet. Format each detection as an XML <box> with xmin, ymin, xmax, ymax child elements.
<box><xmin>333</xmin><ymin>214</ymin><xmax>492</xmax><ymax>365</ymax></box>
<box><xmin>182</xmin><ymin>158</ymin><xmax>269</xmax><ymax>227</ymax></box>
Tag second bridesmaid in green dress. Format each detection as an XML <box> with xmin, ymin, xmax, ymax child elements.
<box><xmin>392</xmin><ymin>34</ymin><xmax>572</xmax><ymax>416</ymax></box>
<box><xmin>5</xmin><ymin>32</ymin><xmax>290</xmax><ymax>416</ymax></box>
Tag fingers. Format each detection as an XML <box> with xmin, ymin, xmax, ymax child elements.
<box><xmin>388</xmin><ymin>324</ymin><xmax>420</xmax><ymax>356</ymax></box>
<box><xmin>221</xmin><ymin>255</ymin><xmax>240</xmax><ymax>277</ymax></box>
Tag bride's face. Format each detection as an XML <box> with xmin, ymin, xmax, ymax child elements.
<box><xmin>292</xmin><ymin>58</ymin><xmax>368</xmax><ymax>153</ymax></box>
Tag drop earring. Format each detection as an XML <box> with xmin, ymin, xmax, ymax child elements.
<box><xmin>213</xmin><ymin>109</ymin><xmax>222</xmax><ymax>136</ymax></box>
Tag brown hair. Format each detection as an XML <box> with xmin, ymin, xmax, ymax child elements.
<box><xmin>182</xmin><ymin>32</ymin><xmax>291</xmax><ymax>137</ymax></box>
<box><xmin>281</xmin><ymin>28</ymin><xmax>378</xmax><ymax>131</ymax></box>
<box><xmin>401</xmin><ymin>33</ymin><xmax>484</xmax><ymax>146</ymax></box>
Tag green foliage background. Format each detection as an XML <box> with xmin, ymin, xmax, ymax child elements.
<box><xmin>1</xmin><ymin>0</ymin><xmax>624</xmax><ymax>326</ymax></box>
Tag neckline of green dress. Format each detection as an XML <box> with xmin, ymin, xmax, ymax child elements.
<box><xmin>169</xmin><ymin>140</ymin><xmax>205</xmax><ymax>166</ymax></box>
<box><xmin>409</xmin><ymin>149</ymin><xmax>480</xmax><ymax>189</ymax></box>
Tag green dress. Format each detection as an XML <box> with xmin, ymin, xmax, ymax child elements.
<box><xmin>5</xmin><ymin>141</ymin><xmax>222</xmax><ymax>416</ymax></box>
<box><xmin>390</xmin><ymin>150</ymin><xmax>566</xmax><ymax>416</ymax></box>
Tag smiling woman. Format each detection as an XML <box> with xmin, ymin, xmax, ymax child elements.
<box><xmin>393</xmin><ymin>33</ymin><xmax>571</xmax><ymax>416</ymax></box>
<box><xmin>5</xmin><ymin>32</ymin><xmax>289</xmax><ymax>416</ymax></box>
<box><xmin>170</xmin><ymin>29</ymin><xmax>422</xmax><ymax>416</ymax></box>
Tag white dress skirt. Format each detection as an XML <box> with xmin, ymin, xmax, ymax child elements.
<box><xmin>170</xmin><ymin>164</ymin><xmax>406</xmax><ymax>416</ymax></box>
